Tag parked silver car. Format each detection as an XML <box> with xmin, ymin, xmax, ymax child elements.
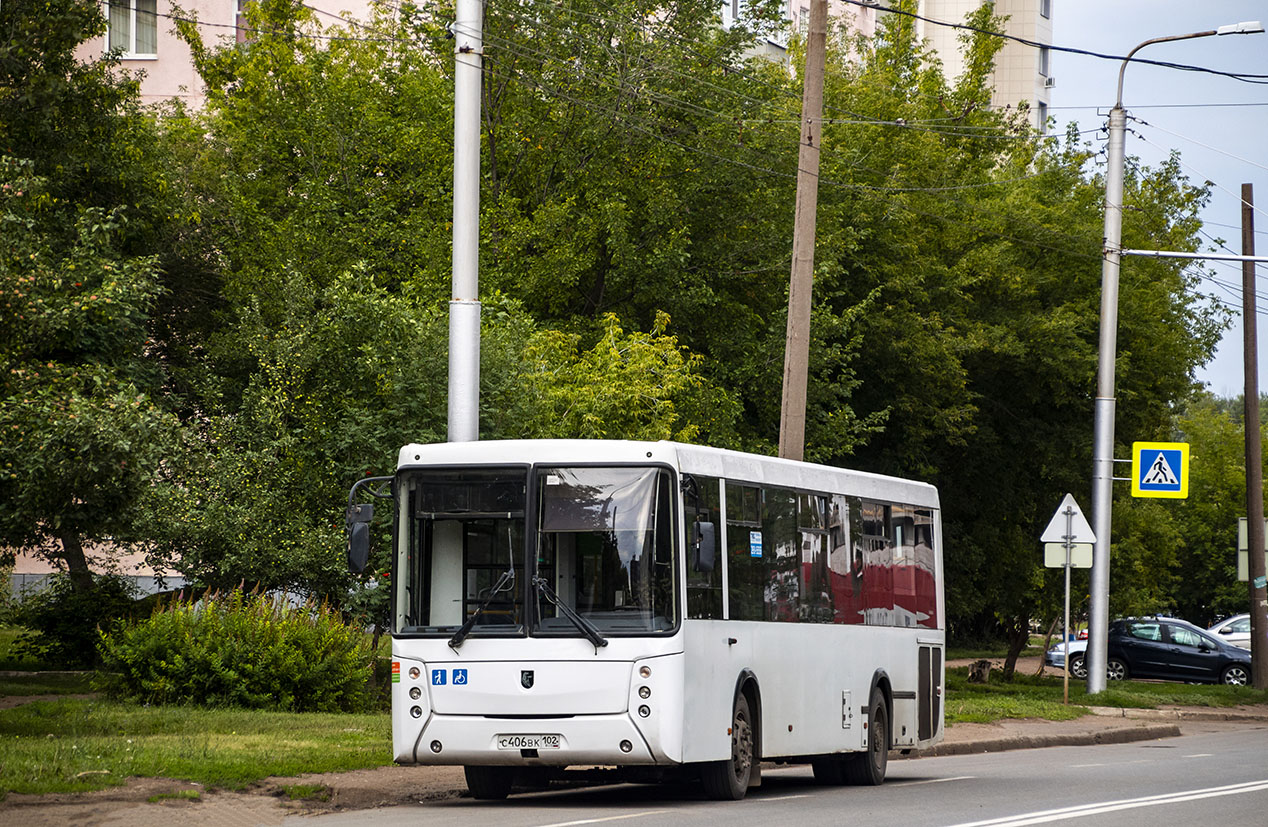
<box><xmin>1207</xmin><ymin>614</ymin><xmax>1251</xmax><ymax>649</ymax></box>
<box><xmin>1044</xmin><ymin>639</ymin><xmax>1089</xmax><ymax>678</ymax></box>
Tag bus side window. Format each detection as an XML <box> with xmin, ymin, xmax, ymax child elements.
<box><xmin>764</xmin><ymin>488</ymin><xmax>798</xmax><ymax>622</ymax></box>
<box><xmin>726</xmin><ymin>483</ymin><xmax>763</xmax><ymax>621</ymax></box>
<box><xmin>684</xmin><ymin>475</ymin><xmax>723</xmax><ymax>619</ymax></box>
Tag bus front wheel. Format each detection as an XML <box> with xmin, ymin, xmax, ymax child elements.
<box><xmin>701</xmin><ymin>693</ymin><xmax>754</xmax><ymax>800</ymax></box>
<box><xmin>844</xmin><ymin>688</ymin><xmax>888</xmax><ymax>786</ymax></box>
<box><xmin>464</xmin><ymin>765</ymin><xmax>514</xmax><ymax>800</ymax></box>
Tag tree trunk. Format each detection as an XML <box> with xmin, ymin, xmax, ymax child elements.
<box><xmin>58</xmin><ymin>529</ymin><xmax>94</xmax><ymax>592</ymax></box>
<box><xmin>1000</xmin><ymin>616</ymin><xmax>1031</xmax><ymax>680</ymax></box>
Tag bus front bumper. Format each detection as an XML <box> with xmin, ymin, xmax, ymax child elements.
<box><xmin>400</xmin><ymin>713</ymin><xmax>665</xmax><ymax>766</ymax></box>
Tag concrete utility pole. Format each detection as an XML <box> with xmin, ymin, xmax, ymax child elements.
<box><xmin>1086</xmin><ymin>21</ymin><xmax>1265</xmax><ymax>694</ymax></box>
<box><xmin>1243</xmin><ymin>183</ymin><xmax>1268</xmax><ymax>689</ymax></box>
<box><xmin>448</xmin><ymin>0</ymin><xmax>483</xmax><ymax>443</ymax></box>
<box><xmin>778</xmin><ymin>0</ymin><xmax>828</xmax><ymax>462</ymax></box>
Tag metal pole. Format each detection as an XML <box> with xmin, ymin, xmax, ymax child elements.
<box><xmin>1063</xmin><ymin>506</ymin><xmax>1073</xmax><ymax>705</ymax></box>
<box><xmin>1087</xmin><ymin>101</ymin><xmax>1125</xmax><ymax>695</ymax></box>
<box><xmin>778</xmin><ymin>0</ymin><xmax>827</xmax><ymax>461</ymax></box>
<box><xmin>448</xmin><ymin>0</ymin><xmax>483</xmax><ymax>443</ymax></box>
<box><xmin>1084</xmin><ymin>22</ymin><xmax>1265</xmax><ymax>693</ymax></box>
<box><xmin>1243</xmin><ymin>183</ymin><xmax>1268</xmax><ymax>689</ymax></box>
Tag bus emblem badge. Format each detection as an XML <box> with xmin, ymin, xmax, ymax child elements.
<box><xmin>521</xmin><ymin>670</ymin><xmax>535</xmax><ymax>689</ymax></box>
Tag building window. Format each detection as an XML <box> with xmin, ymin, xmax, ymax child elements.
<box><xmin>108</xmin><ymin>0</ymin><xmax>158</xmax><ymax>57</ymax></box>
<box><xmin>799</xmin><ymin>6</ymin><xmax>809</xmax><ymax>35</ymax></box>
<box><xmin>1036</xmin><ymin>101</ymin><xmax>1048</xmax><ymax>132</ymax></box>
<box><xmin>1038</xmin><ymin>46</ymin><xmax>1050</xmax><ymax>77</ymax></box>
<box><xmin>1040</xmin><ymin>0</ymin><xmax>1051</xmax><ymax>19</ymax></box>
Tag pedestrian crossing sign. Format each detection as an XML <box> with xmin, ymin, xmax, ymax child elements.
<box><xmin>1131</xmin><ymin>441</ymin><xmax>1189</xmax><ymax>499</ymax></box>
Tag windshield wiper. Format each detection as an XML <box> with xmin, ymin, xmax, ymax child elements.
<box><xmin>449</xmin><ymin>568</ymin><xmax>515</xmax><ymax>651</ymax></box>
<box><xmin>533</xmin><ymin>576</ymin><xmax>608</xmax><ymax>651</ymax></box>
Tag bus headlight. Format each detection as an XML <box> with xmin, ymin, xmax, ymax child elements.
<box><xmin>638</xmin><ymin>686</ymin><xmax>651</xmax><ymax>699</ymax></box>
<box><xmin>410</xmin><ymin>706</ymin><xmax>422</xmax><ymax>718</ymax></box>
<box><xmin>639</xmin><ymin>665</ymin><xmax>652</xmax><ymax>678</ymax></box>
<box><xmin>409</xmin><ymin>667</ymin><xmax>421</xmax><ymax>680</ymax></box>
<box><xmin>638</xmin><ymin>705</ymin><xmax>651</xmax><ymax>718</ymax></box>
<box><xmin>409</xmin><ymin>687</ymin><xmax>421</xmax><ymax>700</ymax></box>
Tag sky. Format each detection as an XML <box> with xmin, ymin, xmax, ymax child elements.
<box><xmin>1050</xmin><ymin>1</ymin><xmax>1268</xmax><ymax>399</ymax></box>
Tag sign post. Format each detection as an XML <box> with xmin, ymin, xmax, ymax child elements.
<box><xmin>1042</xmin><ymin>494</ymin><xmax>1096</xmax><ymax>704</ymax></box>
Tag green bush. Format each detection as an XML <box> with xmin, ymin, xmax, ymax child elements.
<box><xmin>10</xmin><ymin>574</ymin><xmax>140</xmax><ymax>668</ymax></box>
<box><xmin>97</xmin><ymin>589</ymin><xmax>378</xmax><ymax>712</ymax></box>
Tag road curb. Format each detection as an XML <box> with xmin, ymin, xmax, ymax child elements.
<box><xmin>1086</xmin><ymin>705</ymin><xmax>1268</xmax><ymax>722</ymax></box>
<box><xmin>907</xmin><ymin>722</ymin><xmax>1182</xmax><ymax>758</ymax></box>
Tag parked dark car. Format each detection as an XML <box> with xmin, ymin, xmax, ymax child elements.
<box><xmin>1105</xmin><ymin>617</ymin><xmax>1251</xmax><ymax>685</ymax></box>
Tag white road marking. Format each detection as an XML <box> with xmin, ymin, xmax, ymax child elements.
<box><xmin>535</xmin><ymin>811</ymin><xmax>672</xmax><ymax>827</ymax></box>
<box><xmin>891</xmin><ymin>775</ymin><xmax>976</xmax><ymax>786</ymax></box>
<box><xmin>945</xmin><ymin>779</ymin><xmax>1268</xmax><ymax>827</ymax></box>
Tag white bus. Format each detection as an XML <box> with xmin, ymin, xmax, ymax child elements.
<box><xmin>347</xmin><ymin>439</ymin><xmax>944</xmax><ymax>800</ymax></box>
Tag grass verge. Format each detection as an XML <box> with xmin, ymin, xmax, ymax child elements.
<box><xmin>946</xmin><ymin>666</ymin><xmax>1268</xmax><ymax>723</ymax></box>
<box><xmin>0</xmin><ymin>672</ymin><xmax>95</xmax><ymax>697</ymax></box>
<box><xmin>0</xmin><ymin>698</ymin><xmax>390</xmax><ymax>798</ymax></box>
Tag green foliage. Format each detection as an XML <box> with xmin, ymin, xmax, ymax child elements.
<box><xmin>97</xmin><ymin>589</ymin><xmax>379</xmax><ymax>712</ymax></box>
<box><xmin>10</xmin><ymin>574</ymin><xmax>139</xmax><ymax>668</ymax></box>
<box><xmin>0</xmin><ymin>159</ymin><xmax>179</xmax><ymax>583</ymax></box>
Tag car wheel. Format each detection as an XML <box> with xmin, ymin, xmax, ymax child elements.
<box><xmin>701</xmin><ymin>692</ymin><xmax>754</xmax><ymax>800</ymax></box>
<box><xmin>1069</xmin><ymin>652</ymin><xmax>1088</xmax><ymax>679</ymax></box>
<box><xmin>1221</xmin><ymin>664</ymin><xmax>1250</xmax><ymax>686</ymax></box>
<box><xmin>844</xmin><ymin>687</ymin><xmax>888</xmax><ymax>786</ymax></box>
<box><xmin>1106</xmin><ymin>657</ymin><xmax>1128</xmax><ymax>681</ymax></box>
<box><xmin>464</xmin><ymin>765</ymin><xmax>514</xmax><ymax>800</ymax></box>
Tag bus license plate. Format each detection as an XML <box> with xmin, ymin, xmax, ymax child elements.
<box><xmin>497</xmin><ymin>734</ymin><xmax>561</xmax><ymax>750</ymax></box>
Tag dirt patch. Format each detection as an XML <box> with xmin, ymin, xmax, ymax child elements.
<box><xmin>0</xmin><ymin>765</ymin><xmax>471</xmax><ymax>825</ymax></box>
<box><xmin>0</xmin><ymin>694</ymin><xmax>96</xmax><ymax>710</ymax></box>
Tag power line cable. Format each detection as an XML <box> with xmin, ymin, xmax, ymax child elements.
<box><xmin>843</xmin><ymin>0</ymin><xmax>1268</xmax><ymax>84</ymax></box>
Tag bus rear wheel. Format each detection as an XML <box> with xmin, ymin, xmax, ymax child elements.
<box><xmin>701</xmin><ymin>693</ymin><xmax>754</xmax><ymax>800</ymax></box>
<box><xmin>844</xmin><ymin>688</ymin><xmax>888</xmax><ymax>786</ymax></box>
<box><xmin>464</xmin><ymin>765</ymin><xmax>514</xmax><ymax>800</ymax></box>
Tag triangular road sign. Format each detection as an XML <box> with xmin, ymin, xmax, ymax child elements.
<box><xmin>1040</xmin><ymin>493</ymin><xmax>1097</xmax><ymax>544</ymax></box>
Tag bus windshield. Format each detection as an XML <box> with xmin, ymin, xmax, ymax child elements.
<box><xmin>395</xmin><ymin>465</ymin><xmax>678</xmax><ymax>638</ymax></box>
<box><xmin>397</xmin><ymin>467</ymin><xmax>527</xmax><ymax>636</ymax></box>
<box><xmin>534</xmin><ymin>467</ymin><xmax>678</xmax><ymax>635</ymax></box>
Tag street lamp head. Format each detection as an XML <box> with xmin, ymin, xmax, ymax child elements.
<box><xmin>1217</xmin><ymin>21</ymin><xmax>1264</xmax><ymax>35</ymax></box>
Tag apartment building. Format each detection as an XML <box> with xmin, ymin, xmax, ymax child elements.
<box><xmin>75</xmin><ymin>1</ymin><xmax>376</xmax><ymax>106</ymax></box>
<box><xmin>917</xmin><ymin>0</ymin><xmax>1054</xmax><ymax>129</ymax></box>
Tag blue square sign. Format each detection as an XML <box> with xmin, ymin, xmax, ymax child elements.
<box><xmin>1131</xmin><ymin>442</ymin><xmax>1189</xmax><ymax>499</ymax></box>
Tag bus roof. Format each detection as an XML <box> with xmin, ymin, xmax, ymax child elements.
<box><xmin>397</xmin><ymin>440</ymin><xmax>939</xmax><ymax>509</ymax></box>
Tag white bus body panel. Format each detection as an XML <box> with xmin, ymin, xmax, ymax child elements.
<box><xmin>682</xmin><ymin>621</ymin><xmax>944</xmax><ymax>762</ymax></box>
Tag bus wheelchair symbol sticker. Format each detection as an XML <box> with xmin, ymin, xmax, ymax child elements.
<box><xmin>453</xmin><ymin>669</ymin><xmax>468</xmax><ymax>686</ymax></box>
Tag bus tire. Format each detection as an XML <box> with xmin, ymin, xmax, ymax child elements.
<box><xmin>701</xmin><ymin>693</ymin><xmax>754</xmax><ymax>800</ymax></box>
<box><xmin>845</xmin><ymin>688</ymin><xmax>888</xmax><ymax>786</ymax></box>
<box><xmin>464</xmin><ymin>765</ymin><xmax>514</xmax><ymax>800</ymax></box>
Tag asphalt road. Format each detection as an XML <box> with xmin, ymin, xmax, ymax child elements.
<box><xmin>290</xmin><ymin>725</ymin><xmax>1268</xmax><ymax>827</ymax></box>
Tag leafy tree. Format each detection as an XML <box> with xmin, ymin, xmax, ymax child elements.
<box><xmin>0</xmin><ymin>160</ymin><xmax>178</xmax><ymax>589</ymax></box>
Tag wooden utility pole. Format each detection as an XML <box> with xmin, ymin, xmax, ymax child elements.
<box><xmin>778</xmin><ymin>0</ymin><xmax>828</xmax><ymax>461</ymax></box>
<box><xmin>1242</xmin><ymin>182</ymin><xmax>1268</xmax><ymax>689</ymax></box>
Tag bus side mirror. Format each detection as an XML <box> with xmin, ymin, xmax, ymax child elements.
<box><xmin>347</xmin><ymin>503</ymin><xmax>373</xmax><ymax>573</ymax></box>
<box><xmin>694</xmin><ymin>521</ymin><xmax>716</xmax><ymax>573</ymax></box>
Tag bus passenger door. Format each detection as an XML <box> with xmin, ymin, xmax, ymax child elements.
<box><xmin>918</xmin><ymin>644</ymin><xmax>942</xmax><ymax>741</ymax></box>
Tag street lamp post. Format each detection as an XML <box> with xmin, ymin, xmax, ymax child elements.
<box><xmin>1087</xmin><ymin>21</ymin><xmax>1265</xmax><ymax>694</ymax></box>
